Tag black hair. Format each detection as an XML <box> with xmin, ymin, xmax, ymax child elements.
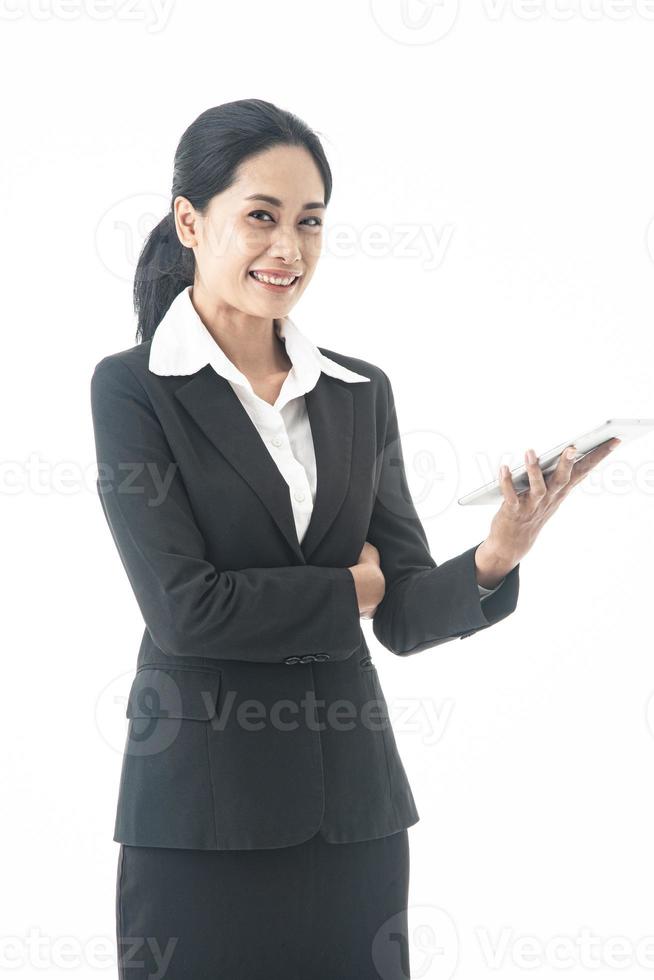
<box><xmin>133</xmin><ymin>99</ymin><xmax>333</xmax><ymax>343</ymax></box>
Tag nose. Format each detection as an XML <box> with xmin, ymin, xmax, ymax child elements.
<box><xmin>268</xmin><ymin>225</ymin><xmax>302</xmax><ymax>264</ymax></box>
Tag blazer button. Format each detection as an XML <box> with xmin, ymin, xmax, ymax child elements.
<box><xmin>313</xmin><ymin>653</ymin><xmax>330</xmax><ymax>662</ymax></box>
<box><xmin>284</xmin><ymin>656</ymin><xmax>301</xmax><ymax>665</ymax></box>
<box><xmin>300</xmin><ymin>654</ymin><xmax>317</xmax><ymax>663</ymax></box>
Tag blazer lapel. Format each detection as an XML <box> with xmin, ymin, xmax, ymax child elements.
<box><xmin>173</xmin><ymin>367</ymin><xmax>354</xmax><ymax>565</ymax></box>
<box><xmin>301</xmin><ymin>373</ymin><xmax>354</xmax><ymax>562</ymax></box>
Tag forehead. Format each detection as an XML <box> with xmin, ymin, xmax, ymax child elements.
<box><xmin>227</xmin><ymin>145</ymin><xmax>326</xmax><ymax>206</ymax></box>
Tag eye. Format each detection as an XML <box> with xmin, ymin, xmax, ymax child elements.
<box><xmin>248</xmin><ymin>210</ymin><xmax>322</xmax><ymax>228</ymax></box>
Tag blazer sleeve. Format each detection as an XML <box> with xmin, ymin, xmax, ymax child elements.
<box><xmin>367</xmin><ymin>371</ymin><xmax>520</xmax><ymax>656</ymax></box>
<box><xmin>90</xmin><ymin>356</ymin><xmax>362</xmax><ymax>665</ymax></box>
<box><xmin>479</xmin><ymin>578</ymin><xmax>505</xmax><ymax>598</ymax></box>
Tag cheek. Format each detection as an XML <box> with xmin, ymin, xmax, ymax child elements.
<box><xmin>201</xmin><ymin>219</ymin><xmax>257</xmax><ymax>270</ymax></box>
<box><xmin>300</xmin><ymin>259</ymin><xmax>318</xmax><ymax>285</ymax></box>
<box><xmin>232</xmin><ymin>220</ymin><xmax>269</xmax><ymax>263</ymax></box>
<box><xmin>304</xmin><ymin>234</ymin><xmax>323</xmax><ymax>269</ymax></box>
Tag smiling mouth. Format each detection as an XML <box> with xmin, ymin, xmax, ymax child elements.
<box><xmin>249</xmin><ymin>271</ymin><xmax>300</xmax><ymax>288</ymax></box>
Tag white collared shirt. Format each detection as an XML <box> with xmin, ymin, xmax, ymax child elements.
<box><xmin>149</xmin><ymin>286</ymin><xmax>502</xmax><ymax>599</ymax></box>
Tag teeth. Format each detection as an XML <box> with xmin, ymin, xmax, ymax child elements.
<box><xmin>252</xmin><ymin>271</ymin><xmax>296</xmax><ymax>286</ymax></box>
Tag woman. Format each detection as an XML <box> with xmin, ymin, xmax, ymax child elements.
<box><xmin>90</xmin><ymin>99</ymin><xmax>618</xmax><ymax>980</ymax></box>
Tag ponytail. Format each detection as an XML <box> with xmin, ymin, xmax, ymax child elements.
<box><xmin>133</xmin><ymin>212</ymin><xmax>194</xmax><ymax>344</ymax></box>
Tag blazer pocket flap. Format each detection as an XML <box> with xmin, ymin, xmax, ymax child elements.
<box><xmin>126</xmin><ymin>667</ymin><xmax>222</xmax><ymax>721</ymax></box>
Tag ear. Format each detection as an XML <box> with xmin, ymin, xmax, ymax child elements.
<box><xmin>174</xmin><ymin>195</ymin><xmax>199</xmax><ymax>248</ymax></box>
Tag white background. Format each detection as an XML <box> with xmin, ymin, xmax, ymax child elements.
<box><xmin>3</xmin><ymin>0</ymin><xmax>654</xmax><ymax>977</ymax></box>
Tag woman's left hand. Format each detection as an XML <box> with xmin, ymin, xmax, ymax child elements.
<box><xmin>475</xmin><ymin>437</ymin><xmax>622</xmax><ymax>584</ymax></box>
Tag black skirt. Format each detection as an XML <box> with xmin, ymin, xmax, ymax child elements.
<box><xmin>116</xmin><ymin>828</ymin><xmax>410</xmax><ymax>980</ymax></box>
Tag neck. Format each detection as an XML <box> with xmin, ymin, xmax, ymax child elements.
<box><xmin>189</xmin><ymin>284</ymin><xmax>291</xmax><ymax>380</ymax></box>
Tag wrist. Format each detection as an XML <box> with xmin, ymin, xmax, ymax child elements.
<box><xmin>474</xmin><ymin>539</ymin><xmax>515</xmax><ymax>590</ymax></box>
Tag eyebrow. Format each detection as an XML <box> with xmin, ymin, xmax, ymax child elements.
<box><xmin>244</xmin><ymin>194</ymin><xmax>326</xmax><ymax>211</ymax></box>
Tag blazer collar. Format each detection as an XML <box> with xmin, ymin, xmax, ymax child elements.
<box><xmin>150</xmin><ymin>286</ymin><xmax>371</xmax><ymax>563</ymax></box>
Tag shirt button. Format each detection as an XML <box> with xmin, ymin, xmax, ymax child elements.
<box><xmin>293</xmin><ymin>490</ymin><xmax>305</xmax><ymax>502</ymax></box>
<box><xmin>271</xmin><ymin>435</ymin><xmax>283</xmax><ymax>447</ymax></box>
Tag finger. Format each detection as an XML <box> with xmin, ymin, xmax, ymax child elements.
<box><xmin>525</xmin><ymin>448</ymin><xmax>547</xmax><ymax>499</ymax></box>
<box><xmin>360</xmin><ymin>544</ymin><xmax>379</xmax><ymax>567</ymax></box>
<box><xmin>546</xmin><ymin>444</ymin><xmax>577</xmax><ymax>493</ymax></box>
<box><xmin>567</xmin><ymin>438</ymin><xmax>619</xmax><ymax>486</ymax></box>
<box><xmin>368</xmin><ymin>548</ymin><xmax>381</xmax><ymax>567</ymax></box>
<box><xmin>498</xmin><ymin>463</ymin><xmax>519</xmax><ymax>505</ymax></box>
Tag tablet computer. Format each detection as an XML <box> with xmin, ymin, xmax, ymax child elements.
<box><xmin>458</xmin><ymin>418</ymin><xmax>654</xmax><ymax>506</ymax></box>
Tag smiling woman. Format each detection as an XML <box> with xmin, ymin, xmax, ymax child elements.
<box><xmin>95</xmin><ymin>98</ymin><xmax>419</xmax><ymax>980</ymax></box>
<box><xmin>93</xmin><ymin>97</ymin><xmax>518</xmax><ymax>980</ymax></box>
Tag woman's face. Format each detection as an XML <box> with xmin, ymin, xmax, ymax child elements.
<box><xmin>174</xmin><ymin>144</ymin><xmax>326</xmax><ymax>317</ymax></box>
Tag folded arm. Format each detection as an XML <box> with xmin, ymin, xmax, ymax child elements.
<box><xmin>90</xmin><ymin>356</ymin><xmax>362</xmax><ymax>665</ymax></box>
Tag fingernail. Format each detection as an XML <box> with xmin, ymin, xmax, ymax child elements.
<box><xmin>526</xmin><ymin>449</ymin><xmax>536</xmax><ymax>463</ymax></box>
<box><xmin>566</xmin><ymin>448</ymin><xmax>576</xmax><ymax>460</ymax></box>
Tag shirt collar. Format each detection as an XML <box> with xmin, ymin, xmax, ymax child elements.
<box><xmin>148</xmin><ymin>286</ymin><xmax>371</xmax><ymax>401</ymax></box>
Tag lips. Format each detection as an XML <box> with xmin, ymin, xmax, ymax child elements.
<box><xmin>249</xmin><ymin>271</ymin><xmax>299</xmax><ymax>291</ymax></box>
<box><xmin>250</xmin><ymin>270</ymin><xmax>299</xmax><ymax>281</ymax></box>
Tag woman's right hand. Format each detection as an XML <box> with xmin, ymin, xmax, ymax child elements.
<box><xmin>347</xmin><ymin>542</ymin><xmax>386</xmax><ymax>619</ymax></box>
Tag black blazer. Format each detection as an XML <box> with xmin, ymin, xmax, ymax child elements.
<box><xmin>90</xmin><ymin>341</ymin><xmax>520</xmax><ymax>850</ymax></box>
